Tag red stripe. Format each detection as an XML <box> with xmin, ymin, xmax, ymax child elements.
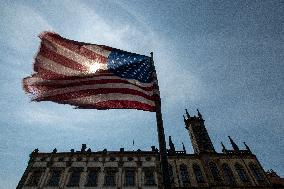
<box><xmin>34</xmin><ymin>66</ymin><xmax>112</xmax><ymax>80</ymax></box>
<box><xmin>34</xmin><ymin>64</ymin><xmax>69</xmax><ymax>79</ymax></box>
<box><xmin>35</xmin><ymin>88</ymin><xmax>159</xmax><ymax>102</ymax></box>
<box><xmin>76</xmin><ymin>100</ymin><xmax>156</xmax><ymax>112</ymax></box>
<box><xmin>39</xmin><ymin>43</ymin><xmax>87</xmax><ymax>72</ymax></box>
<box><xmin>40</xmin><ymin>33</ymin><xmax>108</xmax><ymax>63</ymax></box>
<box><xmin>30</xmin><ymin>79</ymin><xmax>157</xmax><ymax>92</ymax></box>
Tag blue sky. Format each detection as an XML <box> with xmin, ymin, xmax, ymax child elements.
<box><xmin>0</xmin><ymin>0</ymin><xmax>283</xmax><ymax>188</ymax></box>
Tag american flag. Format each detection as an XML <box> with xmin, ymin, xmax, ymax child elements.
<box><xmin>23</xmin><ymin>32</ymin><xmax>160</xmax><ymax>111</ymax></box>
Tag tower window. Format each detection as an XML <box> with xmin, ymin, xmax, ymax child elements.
<box><xmin>180</xmin><ymin>164</ymin><xmax>190</xmax><ymax>186</ymax></box>
<box><xmin>67</xmin><ymin>169</ymin><xmax>82</xmax><ymax>186</ymax></box>
<box><xmin>86</xmin><ymin>170</ymin><xmax>98</xmax><ymax>187</ymax></box>
<box><xmin>104</xmin><ymin>169</ymin><xmax>116</xmax><ymax>186</ymax></box>
<box><xmin>249</xmin><ymin>163</ymin><xmax>265</xmax><ymax>181</ymax></box>
<box><xmin>25</xmin><ymin>170</ymin><xmax>43</xmax><ymax>186</ymax></box>
<box><xmin>125</xmin><ymin>169</ymin><xmax>135</xmax><ymax>186</ymax></box>
<box><xmin>193</xmin><ymin>164</ymin><xmax>204</xmax><ymax>183</ymax></box>
<box><xmin>144</xmin><ymin>169</ymin><xmax>156</xmax><ymax>185</ymax></box>
<box><xmin>47</xmin><ymin>170</ymin><xmax>62</xmax><ymax>186</ymax></box>
<box><xmin>222</xmin><ymin>164</ymin><xmax>235</xmax><ymax>185</ymax></box>
<box><xmin>235</xmin><ymin>163</ymin><xmax>250</xmax><ymax>183</ymax></box>
<box><xmin>209</xmin><ymin>162</ymin><xmax>222</xmax><ymax>182</ymax></box>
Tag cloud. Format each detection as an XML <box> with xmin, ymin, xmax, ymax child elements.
<box><xmin>0</xmin><ymin>0</ymin><xmax>204</xmax><ymax>131</ymax></box>
<box><xmin>0</xmin><ymin>2</ymin><xmax>53</xmax><ymax>54</ymax></box>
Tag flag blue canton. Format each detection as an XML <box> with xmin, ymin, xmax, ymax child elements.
<box><xmin>107</xmin><ymin>49</ymin><xmax>154</xmax><ymax>83</ymax></box>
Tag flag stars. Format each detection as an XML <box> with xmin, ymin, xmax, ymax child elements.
<box><xmin>108</xmin><ymin>50</ymin><xmax>154</xmax><ymax>83</ymax></box>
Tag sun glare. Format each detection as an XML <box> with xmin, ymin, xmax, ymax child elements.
<box><xmin>88</xmin><ymin>63</ymin><xmax>101</xmax><ymax>73</ymax></box>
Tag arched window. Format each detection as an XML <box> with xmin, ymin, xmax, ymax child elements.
<box><xmin>235</xmin><ymin>163</ymin><xmax>250</xmax><ymax>183</ymax></box>
<box><xmin>144</xmin><ymin>169</ymin><xmax>156</xmax><ymax>186</ymax></box>
<box><xmin>26</xmin><ymin>170</ymin><xmax>43</xmax><ymax>186</ymax></box>
<box><xmin>193</xmin><ymin>164</ymin><xmax>204</xmax><ymax>183</ymax></box>
<box><xmin>249</xmin><ymin>163</ymin><xmax>264</xmax><ymax>181</ymax></box>
<box><xmin>47</xmin><ymin>170</ymin><xmax>62</xmax><ymax>186</ymax></box>
<box><xmin>67</xmin><ymin>170</ymin><xmax>81</xmax><ymax>186</ymax></box>
<box><xmin>209</xmin><ymin>162</ymin><xmax>222</xmax><ymax>182</ymax></box>
<box><xmin>222</xmin><ymin>164</ymin><xmax>235</xmax><ymax>185</ymax></box>
<box><xmin>180</xmin><ymin>164</ymin><xmax>190</xmax><ymax>186</ymax></box>
<box><xmin>125</xmin><ymin>169</ymin><xmax>135</xmax><ymax>186</ymax></box>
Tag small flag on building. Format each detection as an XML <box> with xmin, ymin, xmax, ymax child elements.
<box><xmin>23</xmin><ymin>32</ymin><xmax>159</xmax><ymax>111</ymax></box>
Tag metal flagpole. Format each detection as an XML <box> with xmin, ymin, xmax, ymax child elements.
<box><xmin>150</xmin><ymin>52</ymin><xmax>171</xmax><ymax>189</ymax></box>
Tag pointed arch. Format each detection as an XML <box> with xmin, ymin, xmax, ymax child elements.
<box><xmin>249</xmin><ymin>163</ymin><xmax>265</xmax><ymax>181</ymax></box>
<box><xmin>235</xmin><ymin>163</ymin><xmax>250</xmax><ymax>183</ymax></box>
<box><xmin>193</xmin><ymin>164</ymin><xmax>204</xmax><ymax>183</ymax></box>
<box><xmin>180</xmin><ymin>164</ymin><xmax>190</xmax><ymax>185</ymax></box>
<box><xmin>209</xmin><ymin>162</ymin><xmax>222</xmax><ymax>182</ymax></box>
<box><xmin>222</xmin><ymin>163</ymin><xmax>235</xmax><ymax>185</ymax></box>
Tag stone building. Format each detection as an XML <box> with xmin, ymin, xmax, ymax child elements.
<box><xmin>17</xmin><ymin>110</ymin><xmax>275</xmax><ymax>189</ymax></box>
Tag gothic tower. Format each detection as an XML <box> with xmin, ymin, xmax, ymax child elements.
<box><xmin>183</xmin><ymin>109</ymin><xmax>216</xmax><ymax>154</ymax></box>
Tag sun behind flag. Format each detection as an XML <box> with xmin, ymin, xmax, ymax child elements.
<box><xmin>23</xmin><ymin>32</ymin><xmax>159</xmax><ymax>111</ymax></box>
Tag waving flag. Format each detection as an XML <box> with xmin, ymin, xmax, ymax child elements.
<box><xmin>23</xmin><ymin>32</ymin><xmax>159</xmax><ymax>111</ymax></box>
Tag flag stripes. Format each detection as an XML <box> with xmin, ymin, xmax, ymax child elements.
<box><xmin>23</xmin><ymin>32</ymin><xmax>159</xmax><ymax>111</ymax></box>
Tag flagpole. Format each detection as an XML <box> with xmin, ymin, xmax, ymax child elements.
<box><xmin>150</xmin><ymin>52</ymin><xmax>171</xmax><ymax>189</ymax></box>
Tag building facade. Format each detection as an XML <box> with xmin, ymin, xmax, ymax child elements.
<box><xmin>17</xmin><ymin>110</ymin><xmax>276</xmax><ymax>189</ymax></box>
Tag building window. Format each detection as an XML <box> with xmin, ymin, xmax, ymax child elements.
<box><xmin>209</xmin><ymin>162</ymin><xmax>222</xmax><ymax>182</ymax></box>
<box><xmin>180</xmin><ymin>164</ymin><xmax>190</xmax><ymax>186</ymax></box>
<box><xmin>104</xmin><ymin>169</ymin><xmax>116</xmax><ymax>186</ymax></box>
<box><xmin>235</xmin><ymin>163</ymin><xmax>250</xmax><ymax>183</ymax></box>
<box><xmin>67</xmin><ymin>169</ymin><xmax>82</xmax><ymax>186</ymax></box>
<box><xmin>26</xmin><ymin>170</ymin><xmax>43</xmax><ymax>186</ymax></box>
<box><xmin>86</xmin><ymin>170</ymin><xmax>98</xmax><ymax>187</ymax></box>
<box><xmin>168</xmin><ymin>164</ymin><xmax>174</xmax><ymax>184</ymax></box>
<box><xmin>125</xmin><ymin>169</ymin><xmax>135</xmax><ymax>186</ymax></box>
<box><xmin>222</xmin><ymin>164</ymin><xmax>235</xmax><ymax>185</ymax></box>
<box><xmin>144</xmin><ymin>169</ymin><xmax>156</xmax><ymax>186</ymax></box>
<box><xmin>47</xmin><ymin>170</ymin><xmax>62</xmax><ymax>186</ymax></box>
<box><xmin>249</xmin><ymin>163</ymin><xmax>265</xmax><ymax>181</ymax></box>
<box><xmin>193</xmin><ymin>164</ymin><xmax>204</xmax><ymax>183</ymax></box>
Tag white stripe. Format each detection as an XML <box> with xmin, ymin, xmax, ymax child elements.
<box><xmin>83</xmin><ymin>45</ymin><xmax>111</xmax><ymax>57</ymax></box>
<box><xmin>65</xmin><ymin>93</ymin><xmax>155</xmax><ymax>107</ymax></box>
<box><xmin>25</xmin><ymin>74</ymin><xmax>158</xmax><ymax>88</ymax></box>
<box><xmin>35</xmin><ymin>83</ymin><xmax>159</xmax><ymax>99</ymax></box>
<box><xmin>37</xmin><ymin>55</ymin><xmax>87</xmax><ymax>76</ymax></box>
<box><xmin>42</xmin><ymin>39</ymin><xmax>108</xmax><ymax>70</ymax></box>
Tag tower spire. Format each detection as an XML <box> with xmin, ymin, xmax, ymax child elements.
<box><xmin>185</xmin><ymin>109</ymin><xmax>190</xmax><ymax>118</ymax></box>
<box><xmin>244</xmin><ymin>142</ymin><xmax>252</xmax><ymax>153</ymax></box>
<box><xmin>182</xmin><ymin>142</ymin><xmax>186</xmax><ymax>154</ymax></box>
<box><xmin>197</xmin><ymin>109</ymin><xmax>203</xmax><ymax>119</ymax></box>
<box><xmin>221</xmin><ymin>142</ymin><xmax>227</xmax><ymax>153</ymax></box>
<box><xmin>228</xmin><ymin>136</ymin><xmax>240</xmax><ymax>151</ymax></box>
<box><xmin>169</xmin><ymin>136</ymin><xmax>176</xmax><ymax>153</ymax></box>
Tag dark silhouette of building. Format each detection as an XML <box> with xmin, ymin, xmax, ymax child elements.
<box><xmin>17</xmin><ymin>109</ymin><xmax>279</xmax><ymax>189</ymax></box>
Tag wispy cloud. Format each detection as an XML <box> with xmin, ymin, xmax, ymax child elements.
<box><xmin>0</xmin><ymin>2</ymin><xmax>53</xmax><ymax>53</ymax></box>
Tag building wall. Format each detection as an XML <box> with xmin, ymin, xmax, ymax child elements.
<box><xmin>19</xmin><ymin>152</ymin><xmax>161</xmax><ymax>189</ymax></box>
<box><xmin>167</xmin><ymin>153</ymin><xmax>271</xmax><ymax>189</ymax></box>
<box><xmin>18</xmin><ymin>151</ymin><xmax>272</xmax><ymax>189</ymax></box>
